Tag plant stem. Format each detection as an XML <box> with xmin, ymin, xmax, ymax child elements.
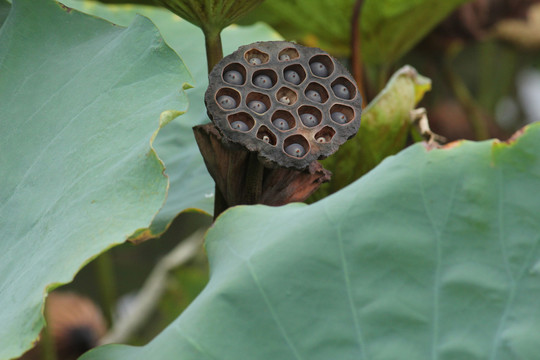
<box><xmin>94</xmin><ymin>252</ymin><xmax>117</xmax><ymax>327</ymax></box>
<box><xmin>350</xmin><ymin>0</ymin><xmax>367</xmax><ymax>107</ymax></box>
<box><xmin>244</xmin><ymin>152</ymin><xmax>264</xmax><ymax>204</ymax></box>
<box><xmin>41</xmin><ymin>322</ymin><xmax>57</xmax><ymax>360</ymax></box>
<box><xmin>204</xmin><ymin>28</ymin><xmax>223</xmax><ymax>73</ymax></box>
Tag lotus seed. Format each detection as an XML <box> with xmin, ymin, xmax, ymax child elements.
<box><xmin>217</xmin><ymin>95</ymin><xmax>237</xmax><ymax>109</ymax></box>
<box><xmin>231</xmin><ymin>120</ymin><xmax>249</xmax><ymax>131</ymax></box>
<box><xmin>249</xmin><ymin>57</ymin><xmax>262</xmax><ymax>65</ymax></box>
<box><xmin>331</xmin><ymin>111</ymin><xmax>347</xmax><ymax>124</ymax></box>
<box><xmin>279</xmin><ymin>54</ymin><xmax>291</xmax><ymax>61</ymax></box>
<box><xmin>223</xmin><ymin>70</ymin><xmax>243</xmax><ymax>85</ymax></box>
<box><xmin>254</xmin><ymin>74</ymin><xmax>273</xmax><ymax>89</ymax></box>
<box><xmin>333</xmin><ymin>84</ymin><xmax>350</xmax><ymax>99</ymax></box>
<box><xmin>279</xmin><ymin>96</ymin><xmax>291</xmax><ymax>105</ymax></box>
<box><xmin>248</xmin><ymin>100</ymin><xmax>267</xmax><ymax>113</ymax></box>
<box><xmin>284</xmin><ymin>70</ymin><xmax>301</xmax><ymax>85</ymax></box>
<box><xmin>272</xmin><ymin>118</ymin><xmax>290</xmax><ymax>131</ymax></box>
<box><xmin>316</xmin><ymin>137</ymin><xmax>326</xmax><ymax>143</ymax></box>
<box><xmin>300</xmin><ymin>113</ymin><xmax>318</xmax><ymax>127</ymax></box>
<box><xmin>306</xmin><ymin>90</ymin><xmax>322</xmax><ymax>103</ymax></box>
<box><xmin>262</xmin><ymin>135</ymin><xmax>270</xmax><ymax>143</ymax></box>
<box><xmin>310</xmin><ymin>61</ymin><xmax>328</xmax><ymax>77</ymax></box>
<box><xmin>285</xmin><ymin>143</ymin><xmax>306</xmax><ymax>157</ymax></box>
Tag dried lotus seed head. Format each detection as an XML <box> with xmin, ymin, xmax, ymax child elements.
<box><xmin>205</xmin><ymin>41</ymin><xmax>362</xmax><ymax>170</ymax></box>
<box><xmin>224</xmin><ymin>70</ymin><xmax>243</xmax><ymax>85</ymax></box>
<box><xmin>285</xmin><ymin>143</ymin><xmax>305</xmax><ymax>157</ymax></box>
<box><xmin>217</xmin><ymin>95</ymin><xmax>236</xmax><ymax>109</ymax></box>
<box><xmin>249</xmin><ymin>57</ymin><xmax>262</xmax><ymax>65</ymax></box>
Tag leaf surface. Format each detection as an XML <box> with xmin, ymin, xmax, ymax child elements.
<box><xmin>82</xmin><ymin>121</ymin><xmax>540</xmax><ymax>359</ymax></box>
<box><xmin>241</xmin><ymin>0</ymin><xmax>467</xmax><ymax>63</ymax></box>
<box><xmin>0</xmin><ymin>0</ymin><xmax>190</xmax><ymax>358</ymax></box>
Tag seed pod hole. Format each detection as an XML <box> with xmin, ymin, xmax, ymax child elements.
<box><xmin>215</xmin><ymin>88</ymin><xmax>241</xmax><ymax>110</ymax></box>
<box><xmin>284</xmin><ymin>135</ymin><xmax>309</xmax><ymax>158</ymax></box>
<box><xmin>331</xmin><ymin>77</ymin><xmax>356</xmax><ymax>100</ymax></box>
<box><xmin>257</xmin><ymin>126</ymin><xmax>277</xmax><ymax>146</ymax></box>
<box><xmin>252</xmin><ymin>69</ymin><xmax>277</xmax><ymax>89</ymax></box>
<box><xmin>244</xmin><ymin>48</ymin><xmax>269</xmax><ymax>66</ymax></box>
<box><xmin>309</xmin><ymin>54</ymin><xmax>334</xmax><ymax>78</ymax></box>
<box><xmin>330</xmin><ymin>104</ymin><xmax>355</xmax><ymax>125</ymax></box>
<box><xmin>276</xmin><ymin>87</ymin><xmax>298</xmax><ymax>106</ymax></box>
<box><xmin>227</xmin><ymin>112</ymin><xmax>255</xmax><ymax>132</ymax></box>
<box><xmin>271</xmin><ymin>110</ymin><xmax>296</xmax><ymax>131</ymax></box>
<box><xmin>246</xmin><ymin>92</ymin><xmax>271</xmax><ymax>114</ymax></box>
<box><xmin>314</xmin><ymin>126</ymin><xmax>336</xmax><ymax>144</ymax></box>
<box><xmin>222</xmin><ymin>63</ymin><xmax>247</xmax><ymax>85</ymax></box>
<box><xmin>298</xmin><ymin>105</ymin><xmax>322</xmax><ymax>128</ymax></box>
<box><xmin>304</xmin><ymin>82</ymin><xmax>329</xmax><ymax>104</ymax></box>
<box><xmin>278</xmin><ymin>47</ymin><xmax>300</xmax><ymax>61</ymax></box>
<box><xmin>283</xmin><ymin>64</ymin><xmax>307</xmax><ymax>85</ymax></box>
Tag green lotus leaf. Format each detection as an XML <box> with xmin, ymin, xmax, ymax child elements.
<box><xmin>241</xmin><ymin>0</ymin><xmax>467</xmax><ymax>63</ymax></box>
<box><xmin>82</xmin><ymin>124</ymin><xmax>540</xmax><ymax>358</ymax></box>
<box><xmin>155</xmin><ymin>0</ymin><xmax>265</xmax><ymax>36</ymax></box>
<box><xmin>0</xmin><ymin>0</ymin><xmax>191</xmax><ymax>358</ymax></box>
<box><xmin>61</xmin><ymin>0</ymin><xmax>283</xmax><ymax>234</ymax></box>
<box><xmin>361</xmin><ymin>0</ymin><xmax>469</xmax><ymax>64</ymax></box>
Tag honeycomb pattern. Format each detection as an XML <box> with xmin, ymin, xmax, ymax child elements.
<box><xmin>204</xmin><ymin>41</ymin><xmax>362</xmax><ymax>170</ymax></box>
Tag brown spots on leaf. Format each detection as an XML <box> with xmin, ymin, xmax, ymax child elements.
<box><xmin>505</xmin><ymin>126</ymin><xmax>527</xmax><ymax>145</ymax></box>
<box><xmin>423</xmin><ymin>139</ymin><xmax>464</xmax><ymax>151</ymax></box>
<box><xmin>57</xmin><ymin>3</ymin><xmax>73</xmax><ymax>13</ymax></box>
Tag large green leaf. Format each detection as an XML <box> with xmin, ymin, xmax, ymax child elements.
<box><xmin>361</xmin><ymin>0</ymin><xmax>469</xmax><ymax>64</ymax></box>
<box><xmin>61</xmin><ymin>0</ymin><xmax>282</xmax><ymax>234</ymax></box>
<box><xmin>242</xmin><ymin>0</ymin><xmax>467</xmax><ymax>63</ymax></box>
<box><xmin>84</xmin><ymin>123</ymin><xmax>540</xmax><ymax>359</ymax></box>
<box><xmin>0</xmin><ymin>0</ymin><xmax>191</xmax><ymax>358</ymax></box>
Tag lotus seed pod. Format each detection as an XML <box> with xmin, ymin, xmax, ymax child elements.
<box><xmin>284</xmin><ymin>70</ymin><xmax>301</xmax><ymax>85</ymax></box>
<box><xmin>279</xmin><ymin>54</ymin><xmax>291</xmax><ymax>61</ymax></box>
<box><xmin>231</xmin><ymin>120</ymin><xmax>249</xmax><ymax>131</ymax></box>
<box><xmin>331</xmin><ymin>111</ymin><xmax>347</xmax><ymax>124</ymax></box>
<box><xmin>285</xmin><ymin>143</ymin><xmax>306</xmax><ymax>157</ymax></box>
<box><xmin>273</xmin><ymin>118</ymin><xmax>290</xmax><ymax>131</ymax></box>
<box><xmin>204</xmin><ymin>41</ymin><xmax>362</xmax><ymax>170</ymax></box>
<box><xmin>248</xmin><ymin>100</ymin><xmax>267</xmax><ymax>113</ymax></box>
<box><xmin>217</xmin><ymin>95</ymin><xmax>237</xmax><ymax>109</ymax></box>
<box><xmin>300</xmin><ymin>113</ymin><xmax>318</xmax><ymax>127</ymax></box>
<box><xmin>306</xmin><ymin>90</ymin><xmax>322</xmax><ymax>103</ymax></box>
<box><xmin>224</xmin><ymin>70</ymin><xmax>243</xmax><ymax>85</ymax></box>
<box><xmin>279</xmin><ymin>96</ymin><xmax>291</xmax><ymax>105</ymax></box>
<box><xmin>249</xmin><ymin>57</ymin><xmax>262</xmax><ymax>65</ymax></box>
<box><xmin>332</xmin><ymin>84</ymin><xmax>350</xmax><ymax>99</ymax></box>
<box><xmin>254</xmin><ymin>74</ymin><xmax>273</xmax><ymax>89</ymax></box>
<box><xmin>310</xmin><ymin>62</ymin><xmax>328</xmax><ymax>77</ymax></box>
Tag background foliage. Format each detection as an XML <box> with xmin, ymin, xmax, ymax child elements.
<box><xmin>2</xmin><ymin>0</ymin><xmax>540</xmax><ymax>359</ymax></box>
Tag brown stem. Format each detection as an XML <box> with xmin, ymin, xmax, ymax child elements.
<box><xmin>244</xmin><ymin>152</ymin><xmax>264</xmax><ymax>204</ymax></box>
<box><xmin>351</xmin><ymin>0</ymin><xmax>367</xmax><ymax>107</ymax></box>
<box><xmin>213</xmin><ymin>184</ymin><xmax>228</xmax><ymax>221</ymax></box>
